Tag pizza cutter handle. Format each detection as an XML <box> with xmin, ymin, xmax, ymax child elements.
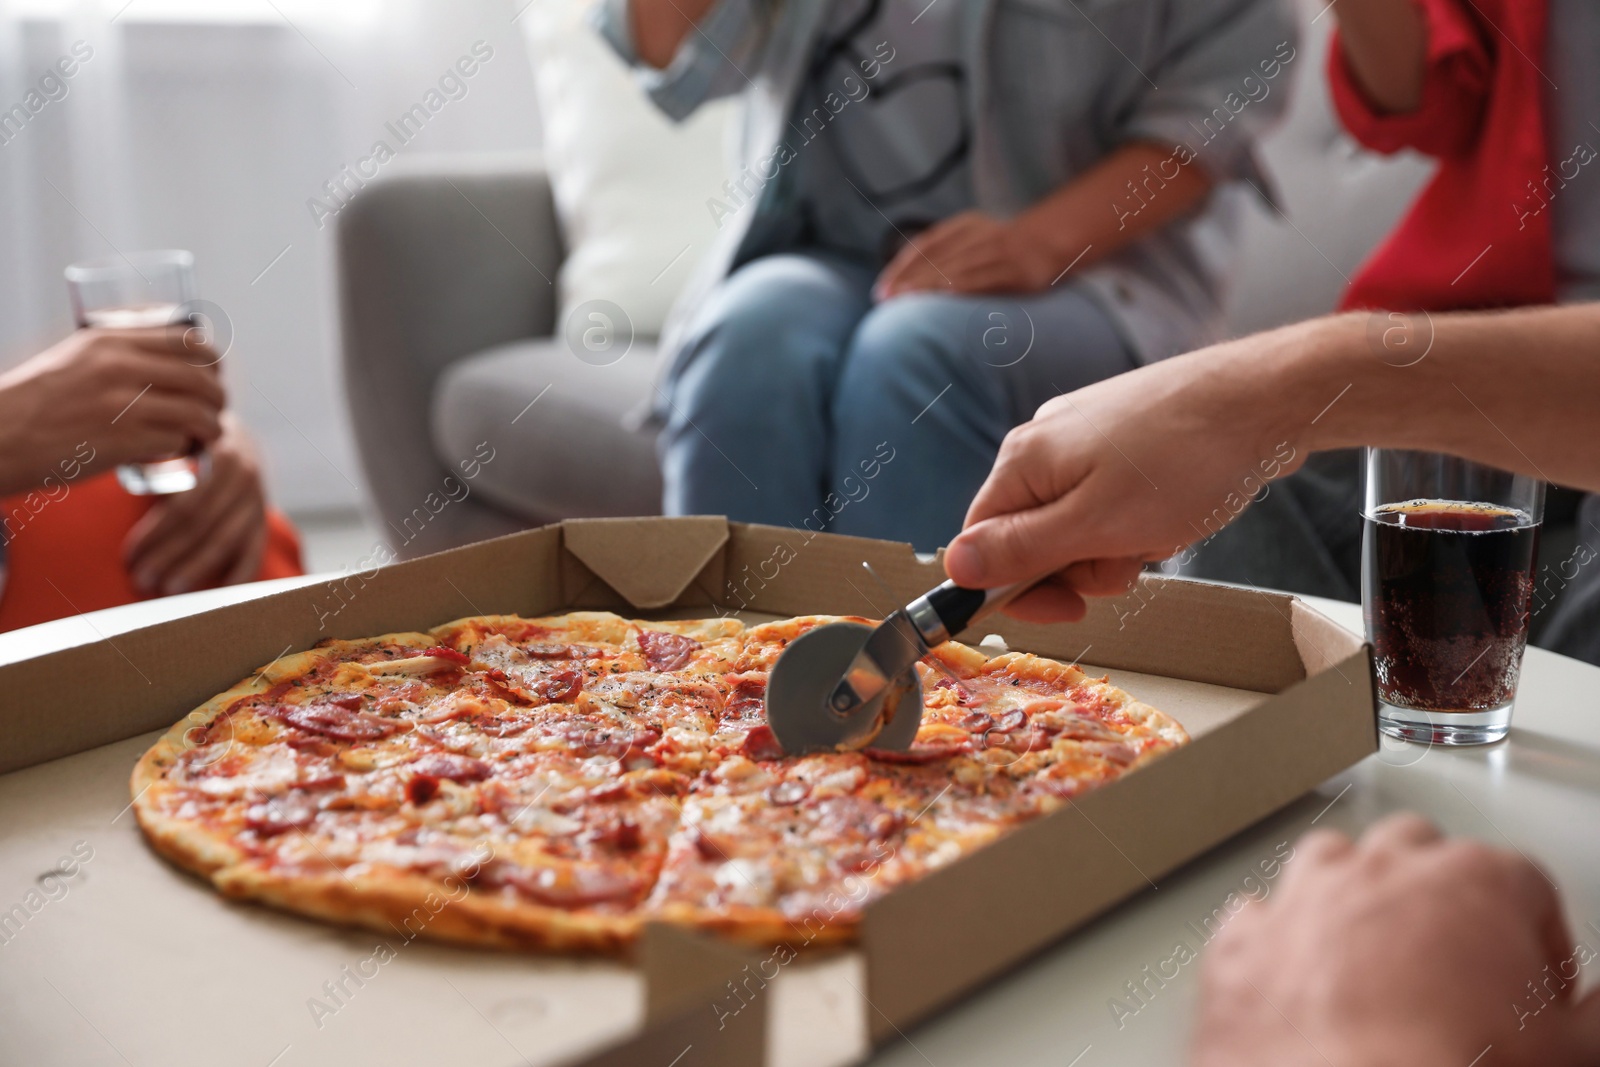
<box><xmin>915</xmin><ymin>579</ymin><xmax>1030</xmax><ymax>645</ymax></box>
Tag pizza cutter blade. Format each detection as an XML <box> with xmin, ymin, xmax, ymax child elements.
<box><xmin>763</xmin><ymin>576</ymin><xmax>1036</xmax><ymax>755</ymax></box>
<box><xmin>764</xmin><ymin>622</ymin><xmax>923</xmax><ymax>755</ymax></box>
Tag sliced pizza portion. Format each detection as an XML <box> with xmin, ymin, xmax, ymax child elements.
<box><xmin>431</xmin><ymin>611</ymin><xmax>747</xmax><ymax>777</ymax></box>
<box><xmin>917</xmin><ymin>642</ymin><xmax>1189</xmax><ymax>801</ymax></box>
<box><xmin>205</xmin><ymin>746</ymin><xmax>684</xmax><ymax>952</ymax></box>
<box><xmin>133</xmin><ymin>630</ymin><xmax>685</xmax><ymax>951</ymax></box>
<box><xmin>639</xmin><ymin>746</ymin><xmax>1038</xmax><ymax>945</ymax></box>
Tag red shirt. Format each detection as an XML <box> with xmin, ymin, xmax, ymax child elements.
<box><xmin>1329</xmin><ymin>0</ymin><xmax>1552</xmax><ymax>312</ymax></box>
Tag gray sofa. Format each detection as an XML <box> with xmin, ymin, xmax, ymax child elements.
<box><xmin>335</xmin><ymin>7</ymin><xmax>1434</xmax><ymax>562</ymax></box>
<box><xmin>335</xmin><ymin>156</ymin><xmax>663</xmax><ymax>561</ymax></box>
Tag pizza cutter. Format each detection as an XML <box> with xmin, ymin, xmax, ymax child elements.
<box><xmin>763</xmin><ymin>576</ymin><xmax>1030</xmax><ymax>755</ymax></box>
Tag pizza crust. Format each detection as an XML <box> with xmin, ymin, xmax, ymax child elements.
<box><xmin>212</xmin><ymin>864</ymin><xmax>638</xmax><ymax>954</ymax></box>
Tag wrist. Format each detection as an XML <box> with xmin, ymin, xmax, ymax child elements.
<box><xmin>1005</xmin><ymin>209</ymin><xmax>1087</xmax><ymax>283</ymax></box>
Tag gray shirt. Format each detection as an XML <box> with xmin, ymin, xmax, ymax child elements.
<box><xmin>1547</xmin><ymin>0</ymin><xmax>1600</xmax><ymax>304</ymax></box>
<box><xmin>791</xmin><ymin>0</ymin><xmax>975</xmax><ymax>264</ymax></box>
<box><xmin>595</xmin><ymin>0</ymin><xmax>1297</xmax><ymax>403</ymax></box>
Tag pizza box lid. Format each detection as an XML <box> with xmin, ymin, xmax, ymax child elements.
<box><xmin>0</xmin><ymin>517</ymin><xmax>1376</xmax><ymax>1066</ymax></box>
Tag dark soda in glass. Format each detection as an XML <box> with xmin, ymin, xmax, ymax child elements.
<box><xmin>1362</xmin><ymin>500</ymin><xmax>1540</xmax><ymax>713</ymax></box>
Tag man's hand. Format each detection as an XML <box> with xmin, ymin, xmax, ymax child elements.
<box><xmin>874</xmin><ymin>212</ymin><xmax>1060</xmax><ymax>300</ymax></box>
<box><xmin>0</xmin><ymin>328</ymin><xmax>225</xmax><ymax>496</ymax></box>
<box><xmin>123</xmin><ymin>411</ymin><xmax>269</xmax><ymax>596</ymax></box>
<box><xmin>1192</xmin><ymin>814</ymin><xmax>1600</xmax><ymax>1067</ymax></box>
<box><xmin>944</xmin><ymin>326</ymin><xmax>1316</xmax><ymax>621</ymax></box>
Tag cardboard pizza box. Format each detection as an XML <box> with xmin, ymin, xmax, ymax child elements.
<box><xmin>0</xmin><ymin>517</ymin><xmax>1376</xmax><ymax>1066</ymax></box>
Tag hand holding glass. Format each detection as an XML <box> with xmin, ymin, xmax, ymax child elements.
<box><xmin>64</xmin><ymin>250</ymin><xmax>219</xmax><ymax>495</ymax></box>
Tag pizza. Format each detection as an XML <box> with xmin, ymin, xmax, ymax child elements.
<box><xmin>131</xmin><ymin>612</ymin><xmax>1187</xmax><ymax>953</ymax></box>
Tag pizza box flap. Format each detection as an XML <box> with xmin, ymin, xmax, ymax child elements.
<box><xmin>570</xmin><ymin>924</ymin><xmax>766</xmax><ymax>1067</ymax></box>
<box><xmin>640</xmin><ymin>922</ymin><xmax>762</xmax><ymax>1023</ymax></box>
<box><xmin>562</xmin><ymin>517</ymin><xmax>729</xmax><ymax>609</ymax></box>
<box><xmin>987</xmin><ymin>576</ymin><xmax>1310</xmax><ymax>693</ymax></box>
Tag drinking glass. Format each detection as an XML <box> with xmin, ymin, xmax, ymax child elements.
<box><xmin>65</xmin><ymin>250</ymin><xmax>204</xmax><ymax>495</ymax></box>
<box><xmin>1362</xmin><ymin>449</ymin><xmax>1545</xmax><ymax>745</ymax></box>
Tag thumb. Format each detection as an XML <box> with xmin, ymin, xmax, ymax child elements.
<box><xmin>946</xmin><ymin>492</ymin><xmax>1085</xmax><ymax>589</ymax></box>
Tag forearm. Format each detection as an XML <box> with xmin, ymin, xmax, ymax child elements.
<box><xmin>1332</xmin><ymin>0</ymin><xmax>1427</xmax><ymax>113</ymax></box>
<box><xmin>1018</xmin><ymin>142</ymin><xmax>1213</xmax><ymax>275</ymax></box>
<box><xmin>630</xmin><ymin>0</ymin><xmax>718</xmax><ymax>68</ymax></box>
<box><xmin>1259</xmin><ymin>306</ymin><xmax>1600</xmax><ymax>492</ymax></box>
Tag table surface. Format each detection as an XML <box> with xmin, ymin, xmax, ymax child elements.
<box><xmin>4</xmin><ymin>581</ymin><xmax>1597</xmax><ymax>1067</ymax></box>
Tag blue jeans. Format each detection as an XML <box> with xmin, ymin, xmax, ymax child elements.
<box><xmin>659</xmin><ymin>251</ymin><xmax>1136</xmax><ymax>552</ymax></box>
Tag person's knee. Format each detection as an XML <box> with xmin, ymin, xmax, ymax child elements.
<box><xmin>675</xmin><ymin>256</ymin><xmax>865</xmax><ymax>420</ymax></box>
<box><xmin>842</xmin><ymin>294</ymin><xmax>966</xmax><ymax>389</ymax></box>
<box><xmin>695</xmin><ymin>255</ymin><xmax>863</xmax><ymax>352</ymax></box>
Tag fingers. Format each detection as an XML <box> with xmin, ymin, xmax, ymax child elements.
<box><xmin>962</xmin><ymin>419</ymin><xmax>1083</xmax><ymax>530</ymax></box>
<box><xmin>1296</xmin><ymin>826</ymin><xmax>1355</xmax><ymax>862</ymax></box>
<box><xmin>876</xmin><ymin>258</ymin><xmax>941</xmax><ymax>298</ymax></box>
<box><xmin>947</xmin><ymin>425</ymin><xmax>1088</xmax><ymax>588</ymax></box>
<box><xmin>125</xmin><ymin>499</ymin><xmax>223</xmax><ymax>595</ymax></box>
<box><xmin>941</xmin><ymin>259</ymin><xmax>1023</xmax><ymax>295</ymax></box>
<box><xmin>950</xmin><ymin>559</ymin><xmax>1138</xmax><ymax>624</ymax></box>
<box><xmin>125</xmin><ymin>454</ymin><xmax>249</xmax><ymax>594</ymax></box>
<box><xmin>222</xmin><ymin>519</ymin><xmax>269</xmax><ymax>587</ymax></box>
<box><xmin>1281</xmin><ymin>826</ymin><xmax>1354</xmax><ymax>885</ymax></box>
<box><xmin>97</xmin><ymin>324</ymin><xmax>206</xmax><ymax>359</ymax></box>
<box><xmin>876</xmin><ymin>224</ymin><xmax>961</xmax><ymax>296</ymax></box>
<box><xmin>91</xmin><ymin>429</ymin><xmax>193</xmax><ymax>468</ymax></box>
<box><xmin>924</xmin><ymin>212</ymin><xmax>994</xmax><ymax>250</ymax></box>
<box><xmin>946</xmin><ymin>490</ymin><xmax>1084</xmax><ymax>588</ymax></box>
<box><xmin>1361</xmin><ymin>812</ymin><xmax>1444</xmax><ymax>854</ymax></box>
<box><xmin>1001</xmin><ymin>580</ymin><xmax>1087</xmax><ymax>623</ymax></box>
<box><xmin>126</xmin><ymin>413</ymin><xmax>267</xmax><ymax>595</ymax></box>
<box><xmin>1060</xmin><ymin>557</ymin><xmax>1143</xmax><ymax>597</ymax></box>
<box><xmin>874</xmin><ymin>246</ymin><xmax>920</xmax><ymax>298</ymax></box>
<box><xmin>876</xmin><ymin>214</ymin><xmax>1002</xmax><ymax>297</ymax></box>
<box><xmin>161</xmin><ymin>499</ymin><xmax>262</xmax><ymax>594</ymax></box>
<box><xmin>1497</xmin><ymin>853</ymin><xmax>1574</xmax><ymax>984</ymax></box>
<box><xmin>119</xmin><ymin>392</ymin><xmax>225</xmax><ymax>451</ymax></box>
<box><xmin>112</xmin><ymin>350</ymin><xmax>227</xmax><ymax>411</ymax></box>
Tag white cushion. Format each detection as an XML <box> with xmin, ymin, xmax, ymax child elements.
<box><xmin>521</xmin><ymin>0</ymin><xmax>733</xmax><ymax>340</ymax></box>
<box><xmin>1224</xmin><ymin>0</ymin><xmax>1435</xmax><ymax>335</ymax></box>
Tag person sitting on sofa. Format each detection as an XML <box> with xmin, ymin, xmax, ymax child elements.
<box><xmin>1175</xmin><ymin>0</ymin><xmax>1600</xmax><ymax>668</ymax></box>
<box><xmin>0</xmin><ymin>325</ymin><xmax>303</xmax><ymax>631</ymax></box>
<box><xmin>596</xmin><ymin>0</ymin><xmax>1295</xmax><ymax>551</ymax></box>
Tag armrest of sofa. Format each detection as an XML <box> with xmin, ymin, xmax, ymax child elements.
<box><xmin>335</xmin><ymin>153</ymin><xmax>563</xmax><ymax>558</ymax></box>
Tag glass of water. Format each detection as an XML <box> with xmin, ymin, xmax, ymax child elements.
<box><xmin>65</xmin><ymin>250</ymin><xmax>209</xmax><ymax>495</ymax></box>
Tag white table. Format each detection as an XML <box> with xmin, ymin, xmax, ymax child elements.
<box><xmin>4</xmin><ymin>584</ymin><xmax>1597</xmax><ymax>1067</ymax></box>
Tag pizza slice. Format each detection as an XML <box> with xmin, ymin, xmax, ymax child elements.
<box><xmin>133</xmin><ymin>629</ymin><xmax>684</xmax><ymax>951</ymax></box>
